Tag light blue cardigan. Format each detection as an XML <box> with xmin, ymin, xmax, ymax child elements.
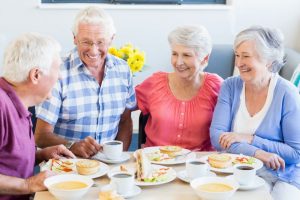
<box><xmin>210</xmin><ymin>75</ymin><xmax>300</xmax><ymax>188</ymax></box>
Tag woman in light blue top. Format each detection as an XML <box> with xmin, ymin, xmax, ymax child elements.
<box><xmin>210</xmin><ymin>26</ymin><xmax>300</xmax><ymax>200</ymax></box>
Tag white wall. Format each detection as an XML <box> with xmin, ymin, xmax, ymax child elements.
<box><xmin>1</xmin><ymin>0</ymin><xmax>300</xmax><ymax>131</ymax></box>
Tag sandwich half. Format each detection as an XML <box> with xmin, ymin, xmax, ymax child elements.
<box><xmin>136</xmin><ymin>149</ymin><xmax>152</xmax><ymax>181</ymax></box>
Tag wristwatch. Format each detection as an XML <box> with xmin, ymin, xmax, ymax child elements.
<box><xmin>64</xmin><ymin>140</ymin><xmax>75</xmax><ymax>150</ymax></box>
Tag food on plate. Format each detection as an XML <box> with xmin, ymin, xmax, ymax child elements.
<box><xmin>50</xmin><ymin>181</ymin><xmax>88</xmax><ymax>190</ymax></box>
<box><xmin>136</xmin><ymin>149</ymin><xmax>170</xmax><ymax>182</ymax></box>
<box><xmin>233</xmin><ymin>156</ymin><xmax>256</xmax><ymax>165</ymax></box>
<box><xmin>76</xmin><ymin>159</ymin><xmax>100</xmax><ymax>175</ymax></box>
<box><xmin>120</xmin><ymin>165</ymin><xmax>128</xmax><ymax>172</ymax></box>
<box><xmin>41</xmin><ymin>159</ymin><xmax>75</xmax><ymax>173</ymax></box>
<box><xmin>207</xmin><ymin>154</ymin><xmax>232</xmax><ymax>169</ymax></box>
<box><xmin>197</xmin><ymin>183</ymin><xmax>233</xmax><ymax>192</ymax></box>
<box><xmin>159</xmin><ymin>146</ymin><xmax>182</xmax><ymax>157</ymax></box>
<box><xmin>99</xmin><ymin>190</ymin><xmax>124</xmax><ymax>200</ymax></box>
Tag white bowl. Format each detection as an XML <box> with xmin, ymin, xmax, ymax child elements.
<box><xmin>190</xmin><ymin>176</ymin><xmax>239</xmax><ymax>200</ymax></box>
<box><xmin>44</xmin><ymin>174</ymin><xmax>93</xmax><ymax>200</ymax></box>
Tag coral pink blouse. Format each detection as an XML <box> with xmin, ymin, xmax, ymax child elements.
<box><xmin>135</xmin><ymin>72</ymin><xmax>223</xmax><ymax>151</ymax></box>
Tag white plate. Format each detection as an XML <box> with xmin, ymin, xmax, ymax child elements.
<box><xmin>40</xmin><ymin>159</ymin><xmax>109</xmax><ymax>179</ymax></box>
<box><xmin>135</xmin><ymin>164</ymin><xmax>177</xmax><ymax>186</ymax></box>
<box><xmin>91</xmin><ymin>152</ymin><xmax>131</xmax><ymax>164</ymax></box>
<box><xmin>133</xmin><ymin>146</ymin><xmax>196</xmax><ymax>165</ymax></box>
<box><xmin>101</xmin><ymin>184</ymin><xmax>142</xmax><ymax>198</ymax></box>
<box><xmin>199</xmin><ymin>154</ymin><xmax>264</xmax><ymax>173</ymax></box>
<box><xmin>177</xmin><ymin>170</ymin><xmax>216</xmax><ymax>183</ymax></box>
<box><xmin>226</xmin><ymin>175</ymin><xmax>266</xmax><ymax>190</ymax></box>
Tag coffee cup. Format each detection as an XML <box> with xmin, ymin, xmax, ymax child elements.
<box><xmin>110</xmin><ymin>172</ymin><xmax>134</xmax><ymax>195</ymax></box>
<box><xmin>186</xmin><ymin>159</ymin><xmax>208</xmax><ymax>180</ymax></box>
<box><xmin>233</xmin><ymin>164</ymin><xmax>256</xmax><ymax>185</ymax></box>
<box><xmin>103</xmin><ymin>140</ymin><xmax>123</xmax><ymax>160</ymax></box>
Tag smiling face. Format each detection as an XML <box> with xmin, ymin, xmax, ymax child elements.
<box><xmin>74</xmin><ymin>23</ymin><xmax>112</xmax><ymax>69</ymax></box>
<box><xmin>171</xmin><ymin>44</ymin><xmax>206</xmax><ymax>79</ymax></box>
<box><xmin>235</xmin><ymin>40</ymin><xmax>271</xmax><ymax>84</ymax></box>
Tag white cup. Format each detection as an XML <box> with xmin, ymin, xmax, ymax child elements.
<box><xmin>110</xmin><ymin>172</ymin><xmax>134</xmax><ymax>195</ymax></box>
<box><xmin>103</xmin><ymin>140</ymin><xmax>123</xmax><ymax>160</ymax></box>
<box><xmin>233</xmin><ymin>164</ymin><xmax>256</xmax><ymax>185</ymax></box>
<box><xmin>186</xmin><ymin>159</ymin><xmax>208</xmax><ymax>179</ymax></box>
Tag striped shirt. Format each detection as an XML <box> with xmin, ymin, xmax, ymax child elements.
<box><xmin>36</xmin><ymin>48</ymin><xmax>136</xmax><ymax>143</ymax></box>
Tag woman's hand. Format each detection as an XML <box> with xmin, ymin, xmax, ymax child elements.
<box><xmin>255</xmin><ymin>150</ymin><xmax>285</xmax><ymax>171</ymax></box>
<box><xmin>219</xmin><ymin>132</ymin><xmax>254</xmax><ymax>149</ymax></box>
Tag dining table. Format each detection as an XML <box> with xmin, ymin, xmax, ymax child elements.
<box><xmin>34</xmin><ymin>152</ymin><xmax>272</xmax><ymax>200</ymax></box>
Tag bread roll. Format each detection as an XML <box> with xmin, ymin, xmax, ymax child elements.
<box><xmin>76</xmin><ymin>159</ymin><xmax>100</xmax><ymax>175</ymax></box>
<box><xmin>208</xmin><ymin>154</ymin><xmax>232</xmax><ymax>169</ymax></box>
<box><xmin>159</xmin><ymin>146</ymin><xmax>182</xmax><ymax>157</ymax></box>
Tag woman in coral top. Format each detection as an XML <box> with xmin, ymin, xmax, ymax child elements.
<box><xmin>135</xmin><ymin>25</ymin><xmax>223</xmax><ymax>151</ymax></box>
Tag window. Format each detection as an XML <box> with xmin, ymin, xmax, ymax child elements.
<box><xmin>41</xmin><ymin>0</ymin><xmax>226</xmax><ymax>5</ymax></box>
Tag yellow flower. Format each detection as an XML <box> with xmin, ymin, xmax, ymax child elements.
<box><xmin>109</xmin><ymin>43</ymin><xmax>146</xmax><ymax>74</ymax></box>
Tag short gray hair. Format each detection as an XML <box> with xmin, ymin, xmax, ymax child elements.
<box><xmin>72</xmin><ymin>6</ymin><xmax>116</xmax><ymax>39</ymax></box>
<box><xmin>168</xmin><ymin>25</ymin><xmax>212</xmax><ymax>61</ymax></box>
<box><xmin>234</xmin><ymin>26</ymin><xmax>285</xmax><ymax>73</ymax></box>
<box><xmin>3</xmin><ymin>32</ymin><xmax>61</xmax><ymax>83</ymax></box>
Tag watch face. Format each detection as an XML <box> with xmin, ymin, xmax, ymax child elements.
<box><xmin>65</xmin><ymin>141</ymin><xmax>74</xmax><ymax>149</ymax></box>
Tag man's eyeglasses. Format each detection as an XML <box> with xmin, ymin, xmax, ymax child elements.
<box><xmin>78</xmin><ymin>40</ymin><xmax>106</xmax><ymax>48</ymax></box>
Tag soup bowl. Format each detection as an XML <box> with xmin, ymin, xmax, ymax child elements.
<box><xmin>190</xmin><ymin>176</ymin><xmax>239</xmax><ymax>200</ymax></box>
<box><xmin>44</xmin><ymin>174</ymin><xmax>94</xmax><ymax>200</ymax></box>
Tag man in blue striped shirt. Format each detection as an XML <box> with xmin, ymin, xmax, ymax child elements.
<box><xmin>34</xmin><ymin>6</ymin><xmax>137</xmax><ymax>158</ymax></box>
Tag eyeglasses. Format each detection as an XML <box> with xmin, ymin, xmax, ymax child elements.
<box><xmin>78</xmin><ymin>40</ymin><xmax>106</xmax><ymax>48</ymax></box>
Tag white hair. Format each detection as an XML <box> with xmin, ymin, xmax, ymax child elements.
<box><xmin>2</xmin><ymin>32</ymin><xmax>61</xmax><ymax>83</ymax></box>
<box><xmin>234</xmin><ymin>26</ymin><xmax>285</xmax><ymax>73</ymax></box>
<box><xmin>72</xmin><ymin>6</ymin><xmax>116</xmax><ymax>39</ymax></box>
<box><xmin>168</xmin><ymin>25</ymin><xmax>212</xmax><ymax>61</ymax></box>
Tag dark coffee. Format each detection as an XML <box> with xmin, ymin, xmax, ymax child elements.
<box><xmin>113</xmin><ymin>173</ymin><xmax>132</xmax><ymax>178</ymax></box>
<box><xmin>189</xmin><ymin>161</ymin><xmax>206</xmax><ymax>165</ymax></box>
<box><xmin>106</xmin><ymin>141</ymin><xmax>121</xmax><ymax>145</ymax></box>
<box><xmin>237</xmin><ymin>166</ymin><xmax>254</xmax><ymax>170</ymax></box>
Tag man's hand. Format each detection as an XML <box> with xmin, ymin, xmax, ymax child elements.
<box><xmin>25</xmin><ymin>171</ymin><xmax>55</xmax><ymax>193</ymax></box>
<box><xmin>70</xmin><ymin>136</ymin><xmax>101</xmax><ymax>158</ymax></box>
<box><xmin>219</xmin><ymin>132</ymin><xmax>254</xmax><ymax>149</ymax></box>
<box><xmin>38</xmin><ymin>145</ymin><xmax>76</xmax><ymax>161</ymax></box>
<box><xmin>255</xmin><ymin>150</ymin><xmax>285</xmax><ymax>171</ymax></box>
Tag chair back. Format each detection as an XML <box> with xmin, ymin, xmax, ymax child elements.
<box><xmin>138</xmin><ymin>113</ymin><xmax>149</xmax><ymax>148</ymax></box>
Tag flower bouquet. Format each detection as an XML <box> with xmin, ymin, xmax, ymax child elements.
<box><xmin>109</xmin><ymin>43</ymin><xmax>146</xmax><ymax>74</ymax></box>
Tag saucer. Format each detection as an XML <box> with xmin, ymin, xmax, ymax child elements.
<box><xmin>177</xmin><ymin>170</ymin><xmax>216</xmax><ymax>183</ymax></box>
<box><xmin>101</xmin><ymin>184</ymin><xmax>141</xmax><ymax>198</ymax></box>
<box><xmin>92</xmin><ymin>152</ymin><xmax>130</xmax><ymax>164</ymax></box>
<box><xmin>226</xmin><ymin>175</ymin><xmax>266</xmax><ymax>190</ymax></box>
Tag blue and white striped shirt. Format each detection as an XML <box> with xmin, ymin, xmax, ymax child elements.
<box><xmin>36</xmin><ymin>48</ymin><xmax>136</xmax><ymax>143</ymax></box>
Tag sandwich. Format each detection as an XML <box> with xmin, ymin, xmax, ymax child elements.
<box><xmin>76</xmin><ymin>159</ymin><xmax>100</xmax><ymax>175</ymax></box>
<box><xmin>99</xmin><ymin>190</ymin><xmax>124</xmax><ymax>200</ymax></box>
<box><xmin>136</xmin><ymin>149</ymin><xmax>153</xmax><ymax>181</ymax></box>
<box><xmin>159</xmin><ymin>146</ymin><xmax>182</xmax><ymax>157</ymax></box>
<box><xmin>208</xmin><ymin>154</ymin><xmax>232</xmax><ymax>169</ymax></box>
<box><xmin>40</xmin><ymin>159</ymin><xmax>75</xmax><ymax>173</ymax></box>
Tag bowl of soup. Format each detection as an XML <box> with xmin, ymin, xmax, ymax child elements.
<box><xmin>190</xmin><ymin>176</ymin><xmax>239</xmax><ymax>200</ymax></box>
<box><xmin>44</xmin><ymin>174</ymin><xmax>94</xmax><ymax>200</ymax></box>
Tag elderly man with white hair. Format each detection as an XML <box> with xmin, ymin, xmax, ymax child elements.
<box><xmin>35</xmin><ymin>6</ymin><xmax>136</xmax><ymax>158</ymax></box>
<box><xmin>0</xmin><ymin>33</ymin><xmax>75</xmax><ymax>200</ymax></box>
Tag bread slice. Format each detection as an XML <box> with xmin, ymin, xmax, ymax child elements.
<box><xmin>208</xmin><ymin>154</ymin><xmax>232</xmax><ymax>168</ymax></box>
<box><xmin>159</xmin><ymin>146</ymin><xmax>182</xmax><ymax>157</ymax></box>
<box><xmin>76</xmin><ymin>159</ymin><xmax>100</xmax><ymax>175</ymax></box>
<box><xmin>99</xmin><ymin>190</ymin><xmax>124</xmax><ymax>200</ymax></box>
<box><xmin>136</xmin><ymin>149</ymin><xmax>152</xmax><ymax>181</ymax></box>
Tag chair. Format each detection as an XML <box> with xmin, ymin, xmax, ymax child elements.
<box><xmin>138</xmin><ymin>113</ymin><xmax>149</xmax><ymax>149</ymax></box>
<box><xmin>28</xmin><ymin>106</ymin><xmax>37</xmax><ymax>132</ymax></box>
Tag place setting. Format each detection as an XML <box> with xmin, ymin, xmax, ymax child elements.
<box><xmin>177</xmin><ymin>158</ymin><xmax>216</xmax><ymax>183</ymax></box>
<box><xmin>226</xmin><ymin>164</ymin><xmax>266</xmax><ymax>190</ymax></box>
<box><xmin>91</xmin><ymin>140</ymin><xmax>131</xmax><ymax>164</ymax></box>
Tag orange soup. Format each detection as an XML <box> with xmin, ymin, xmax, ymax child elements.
<box><xmin>198</xmin><ymin>183</ymin><xmax>233</xmax><ymax>192</ymax></box>
<box><xmin>51</xmin><ymin>181</ymin><xmax>88</xmax><ymax>190</ymax></box>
